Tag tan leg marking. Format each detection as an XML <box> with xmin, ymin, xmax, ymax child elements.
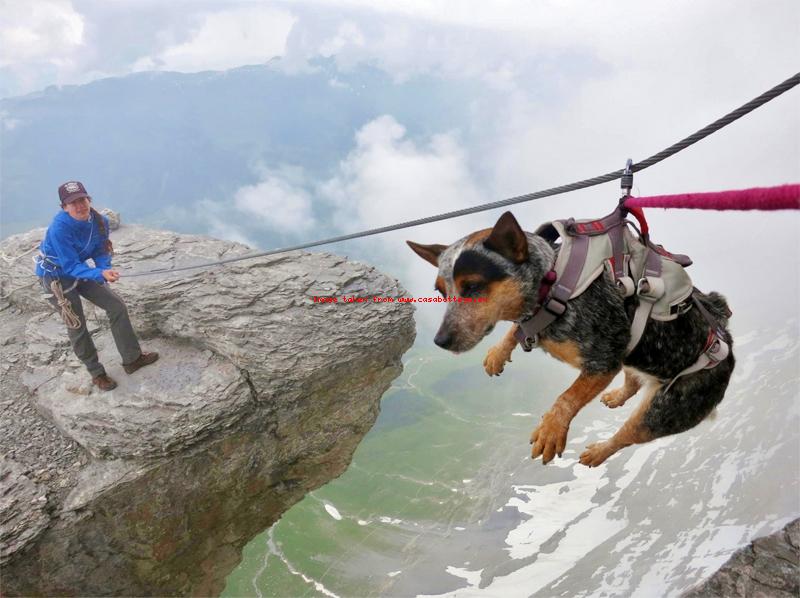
<box><xmin>538</xmin><ymin>338</ymin><xmax>582</xmax><ymax>369</ymax></box>
<box><xmin>483</xmin><ymin>325</ymin><xmax>519</xmax><ymax>376</ymax></box>
<box><xmin>601</xmin><ymin>368</ymin><xmax>642</xmax><ymax>408</ymax></box>
<box><xmin>580</xmin><ymin>381</ymin><xmax>659</xmax><ymax>467</ymax></box>
<box><xmin>531</xmin><ymin>369</ymin><xmax>617</xmax><ymax>464</ymax></box>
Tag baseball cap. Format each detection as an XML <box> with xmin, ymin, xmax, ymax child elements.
<box><xmin>58</xmin><ymin>181</ymin><xmax>91</xmax><ymax>205</ymax></box>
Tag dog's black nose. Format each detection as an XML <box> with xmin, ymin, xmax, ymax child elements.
<box><xmin>434</xmin><ymin>330</ymin><xmax>453</xmax><ymax>349</ymax></box>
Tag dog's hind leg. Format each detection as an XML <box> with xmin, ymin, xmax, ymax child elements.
<box><xmin>600</xmin><ymin>367</ymin><xmax>642</xmax><ymax>409</ymax></box>
<box><xmin>484</xmin><ymin>325</ymin><xmax>519</xmax><ymax>376</ymax></box>
<box><xmin>580</xmin><ymin>381</ymin><xmax>659</xmax><ymax>467</ymax></box>
<box><xmin>531</xmin><ymin>369</ymin><xmax>617</xmax><ymax>464</ymax></box>
<box><xmin>580</xmin><ymin>355</ymin><xmax>733</xmax><ymax>467</ymax></box>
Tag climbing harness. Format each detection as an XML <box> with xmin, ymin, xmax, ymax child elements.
<box><xmin>34</xmin><ymin>250</ymin><xmax>82</xmax><ymax>329</ymax></box>
<box><xmin>513</xmin><ymin>163</ymin><xmax>732</xmax><ymax>389</ymax></box>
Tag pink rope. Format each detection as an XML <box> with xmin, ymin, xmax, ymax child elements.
<box><xmin>625</xmin><ymin>184</ymin><xmax>800</xmax><ymax>211</ymax></box>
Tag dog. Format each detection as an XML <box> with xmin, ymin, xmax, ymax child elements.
<box><xmin>407</xmin><ymin>211</ymin><xmax>735</xmax><ymax>466</ymax></box>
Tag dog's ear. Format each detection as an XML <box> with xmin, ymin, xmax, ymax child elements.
<box><xmin>484</xmin><ymin>211</ymin><xmax>528</xmax><ymax>263</ymax></box>
<box><xmin>406</xmin><ymin>241</ymin><xmax>446</xmax><ymax>267</ymax></box>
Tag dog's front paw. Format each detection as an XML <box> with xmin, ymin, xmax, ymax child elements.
<box><xmin>579</xmin><ymin>441</ymin><xmax>616</xmax><ymax>467</ymax></box>
<box><xmin>530</xmin><ymin>411</ymin><xmax>569</xmax><ymax>464</ymax></box>
<box><xmin>483</xmin><ymin>345</ymin><xmax>512</xmax><ymax>377</ymax></box>
<box><xmin>601</xmin><ymin>388</ymin><xmax>629</xmax><ymax>409</ymax></box>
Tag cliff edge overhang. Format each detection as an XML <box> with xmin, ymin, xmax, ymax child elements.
<box><xmin>0</xmin><ymin>223</ymin><xmax>416</xmax><ymax>596</ymax></box>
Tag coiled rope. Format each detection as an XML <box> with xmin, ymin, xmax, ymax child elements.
<box><xmin>50</xmin><ymin>280</ymin><xmax>82</xmax><ymax>329</ymax></box>
<box><xmin>118</xmin><ymin>71</ymin><xmax>798</xmax><ymax>278</ymax></box>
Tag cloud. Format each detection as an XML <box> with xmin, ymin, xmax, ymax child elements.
<box><xmin>132</xmin><ymin>6</ymin><xmax>295</xmax><ymax>73</ymax></box>
<box><xmin>206</xmin><ymin>116</ymin><xmax>483</xmax><ymax>253</ymax></box>
<box><xmin>233</xmin><ymin>168</ymin><xmax>316</xmax><ymax>233</ymax></box>
<box><xmin>5</xmin><ymin>0</ymin><xmax>797</xmax><ymax>103</ymax></box>
<box><xmin>182</xmin><ymin>164</ymin><xmax>315</xmax><ymax>247</ymax></box>
<box><xmin>191</xmin><ymin>115</ymin><xmax>489</xmax><ymax>328</ymax></box>
<box><xmin>317</xmin><ymin>115</ymin><xmax>491</xmax><ymax>327</ymax></box>
<box><xmin>320</xmin><ymin>115</ymin><xmax>485</xmax><ymax>235</ymax></box>
<box><xmin>0</xmin><ymin>0</ymin><xmax>84</xmax><ymax>66</ymax></box>
<box><xmin>191</xmin><ymin>199</ymin><xmax>258</xmax><ymax>248</ymax></box>
<box><xmin>0</xmin><ymin>0</ymin><xmax>85</xmax><ymax>95</ymax></box>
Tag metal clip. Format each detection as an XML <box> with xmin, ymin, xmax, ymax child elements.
<box><xmin>521</xmin><ymin>335</ymin><xmax>535</xmax><ymax>352</ymax></box>
<box><xmin>620</xmin><ymin>158</ymin><xmax>634</xmax><ymax>198</ymax></box>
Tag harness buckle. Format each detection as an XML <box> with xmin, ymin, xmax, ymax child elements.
<box><xmin>705</xmin><ymin>331</ymin><xmax>729</xmax><ymax>367</ymax></box>
<box><xmin>543</xmin><ymin>296</ymin><xmax>567</xmax><ymax>316</ymax></box>
<box><xmin>514</xmin><ymin>317</ymin><xmax>537</xmax><ymax>352</ymax></box>
<box><xmin>670</xmin><ymin>299</ymin><xmax>693</xmax><ymax>316</ymax></box>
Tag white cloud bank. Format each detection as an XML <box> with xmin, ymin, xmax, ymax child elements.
<box><xmin>0</xmin><ymin>0</ymin><xmax>85</xmax><ymax>94</ymax></box>
<box><xmin>132</xmin><ymin>6</ymin><xmax>295</xmax><ymax>73</ymax></box>
<box><xmin>320</xmin><ymin>115</ymin><xmax>483</xmax><ymax>233</ymax></box>
<box><xmin>0</xmin><ymin>0</ymin><xmax>84</xmax><ymax>66</ymax></box>
<box><xmin>234</xmin><ymin>169</ymin><xmax>316</xmax><ymax>233</ymax></box>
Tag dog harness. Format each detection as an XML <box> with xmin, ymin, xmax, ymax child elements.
<box><xmin>514</xmin><ymin>202</ymin><xmax>730</xmax><ymax>388</ymax></box>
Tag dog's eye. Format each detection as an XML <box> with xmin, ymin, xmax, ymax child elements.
<box><xmin>460</xmin><ymin>282</ymin><xmax>485</xmax><ymax>297</ymax></box>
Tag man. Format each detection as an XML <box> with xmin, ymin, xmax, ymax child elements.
<box><xmin>35</xmin><ymin>181</ymin><xmax>158</xmax><ymax>391</ymax></box>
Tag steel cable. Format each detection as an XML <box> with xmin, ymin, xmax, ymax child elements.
<box><xmin>125</xmin><ymin>72</ymin><xmax>800</xmax><ymax>277</ymax></box>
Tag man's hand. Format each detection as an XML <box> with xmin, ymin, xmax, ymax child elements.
<box><xmin>102</xmin><ymin>269</ymin><xmax>120</xmax><ymax>283</ymax></box>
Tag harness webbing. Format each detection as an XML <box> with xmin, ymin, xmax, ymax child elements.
<box><xmin>662</xmin><ymin>292</ymin><xmax>731</xmax><ymax>393</ymax></box>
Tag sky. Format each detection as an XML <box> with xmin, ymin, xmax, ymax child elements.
<box><xmin>2</xmin><ymin>0</ymin><xmax>799</xmax><ymax>332</ymax></box>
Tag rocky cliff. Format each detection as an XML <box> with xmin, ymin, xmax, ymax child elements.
<box><xmin>683</xmin><ymin>518</ymin><xmax>799</xmax><ymax>598</ymax></box>
<box><xmin>0</xmin><ymin>220</ymin><xmax>415</xmax><ymax>596</ymax></box>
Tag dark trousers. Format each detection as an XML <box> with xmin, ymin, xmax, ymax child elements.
<box><xmin>41</xmin><ymin>277</ymin><xmax>141</xmax><ymax>377</ymax></box>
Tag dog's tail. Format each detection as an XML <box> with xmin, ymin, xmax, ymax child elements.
<box><xmin>696</xmin><ymin>290</ymin><xmax>732</xmax><ymax>330</ymax></box>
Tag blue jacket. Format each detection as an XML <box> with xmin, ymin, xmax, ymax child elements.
<box><xmin>35</xmin><ymin>210</ymin><xmax>112</xmax><ymax>284</ymax></box>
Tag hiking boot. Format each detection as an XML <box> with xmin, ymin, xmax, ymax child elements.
<box><xmin>123</xmin><ymin>351</ymin><xmax>160</xmax><ymax>375</ymax></box>
<box><xmin>92</xmin><ymin>374</ymin><xmax>118</xmax><ymax>391</ymax></box>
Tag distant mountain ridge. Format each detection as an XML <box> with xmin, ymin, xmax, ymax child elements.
<box><xmin>0</xmin><ymin>58</ymin><xmax>480</xmax><ymax>239</ymax></box>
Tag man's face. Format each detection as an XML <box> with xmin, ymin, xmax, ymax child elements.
<box><xmin>64</xmin><ymin>196</ymin><xmax>91</xmax><ymax>221</ymax></box>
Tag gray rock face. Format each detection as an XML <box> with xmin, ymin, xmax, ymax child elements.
<box><xmin>0</xmin><ymin>223</ymin><xmax>415</xmax><ymax>596</ymax></box>
<box><xmin>683</xmin><ymin>518</ymin><xmax>800</xmax><ymax>598</ymax></box>
<box><xmin>0</xmin><ymin>457</ymin><xmax>50</xmax><ymax>564</ymax></box>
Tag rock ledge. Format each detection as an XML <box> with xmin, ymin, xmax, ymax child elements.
<box><xmin>683</xmin><ymin>518</ymin><xmax>799</xmax><ymax>597</ymax></box>
<box><xmin>0</xmin><ymin>222</ymin><xmax>415</xmax><ymax>596</ymax></box>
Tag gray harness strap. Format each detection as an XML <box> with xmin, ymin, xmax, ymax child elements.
<box><xmin>515</xmin><ymin>224</ymin><xmax>591</xmax><ymax>351</ymax></box>
<box><xmin>625</xmin><ymin>246</ymin><xmax>664</xmax><ymax>354</ymax></box>
<box><xmin>516</xmin><ymin>207</ymin><xmax>629</xmax><ymax>351</ymax></box>
<box><xmin>662</xmin><ymin>292</ymin><xmax>730</xmax><ymax>392</ymax></box>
